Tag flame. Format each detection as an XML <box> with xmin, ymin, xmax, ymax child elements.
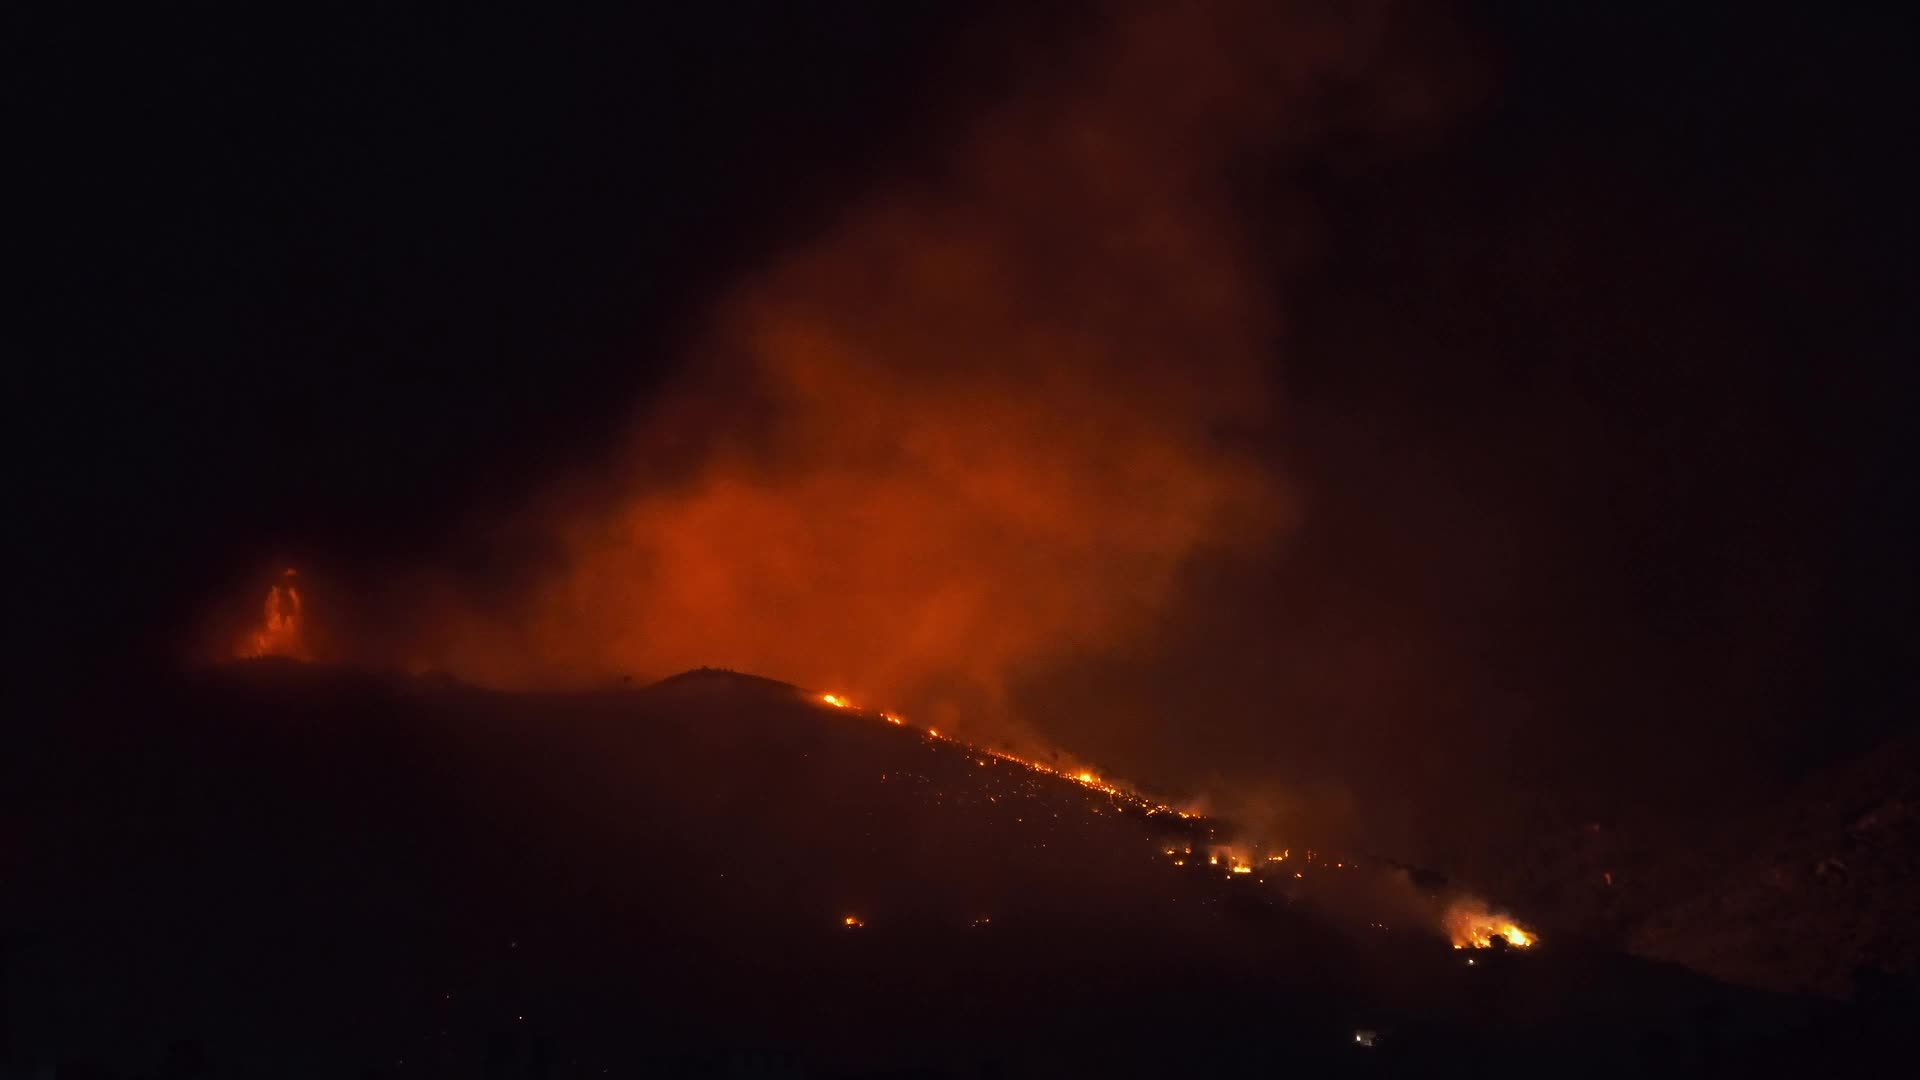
<box><xmin>235</xmin><ymin>569</ymin><xmax>308</xmax><ymax>660</ymax></box>
<box><xmin>809</xmin><ymin>690</ymin><xmax>1216</xmax><ymax>868</ymax></box>
<box><xmin>842</xmin><ymin>915</ymin><xmax>864</xmax><ymax>928</ymax></box>
<box><xmin>1442</xmin><ymin>898</ymin><xmax>1536</xmax><ymax>949</ymax></box>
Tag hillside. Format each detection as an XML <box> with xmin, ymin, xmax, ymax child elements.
<box><xmin>1625</xmin><ymin>728</ymin><xmax>1920</xmax><ymax>995</ymax></box>
<box><xmin>1423</xmin><ymin>722</ymin><xmax>1920</xmax><ymax>999</ymax></box>
<box><xmin>3</xmin><ymin>665</ymin><xmax>1902</xmax><ymax>1076</ymax></box>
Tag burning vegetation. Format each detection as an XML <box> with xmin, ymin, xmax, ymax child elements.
<box><xmin>234</xmin><ymin>568</ymin><xmax>308</xmax><ymax>661</ymax></box>
<box><xmin>1443</xmin><ymin>897</ymin><xmax>1536</xmax><ymax>950</ymax></box>
<box><xmin>809</xmin><ymin>685</ymin><xmax>1526</xmax><ymax>951</ymax></box>
<box><xmin>815</xmin><ymin>688</ymin><xmax>1192</xmax><ymax>820</ymax></box>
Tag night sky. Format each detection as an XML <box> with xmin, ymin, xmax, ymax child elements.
<box><xmin>21</xmin><ymin>3</ymin><xmax>1917</xmax><ymax>856</ymax></box>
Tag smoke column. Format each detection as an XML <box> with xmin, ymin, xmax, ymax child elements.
<box><xmin>410</xmin><ymin>2</ymin><xmax>1471</xmax><ymax>745</ymax></box>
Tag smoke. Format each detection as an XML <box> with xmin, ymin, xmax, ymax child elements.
<box><xmin>391</xmin><ymin>3</ymin><xmax>1473</xmax><ymax>748</ymax></box>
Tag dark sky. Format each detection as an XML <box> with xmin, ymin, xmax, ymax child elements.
<box><xmin>21</xmin><ymin>3</ymin><xmax>1917</xmax><ymax>850</ymax></box>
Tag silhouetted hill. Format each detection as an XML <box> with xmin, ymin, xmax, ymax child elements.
<box><xmin>4</xmin><ymin>665</ymin><xmax>1906</xmax><ymax>1076</ymax></box>
<box><xmin>1625</xmin><ymin>728</ymin><xmax>1920</xmax><ymax>995</ymax></box>
<box><xmin>1429</xmin><ymin>720</ymin><xmax>1920</xmax><ymax>999</ymax></box>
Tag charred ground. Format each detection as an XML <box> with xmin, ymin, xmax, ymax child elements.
<box><xmin>6</xmin><ymin>665</ymin><xmax>1908</xmax><ymax>1076</ymax></box>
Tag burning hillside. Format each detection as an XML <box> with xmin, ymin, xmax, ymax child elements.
<box><xmin>12</xmin><ymin>662</ymin><xmax>1886</xmax><ymax>1075</ymax></box>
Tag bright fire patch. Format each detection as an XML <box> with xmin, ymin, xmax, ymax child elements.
<box><xmin>1442</xmin><ymin>898</ymin><xmax>1536</xmax><ymax>949</ymax></box>
<box><xmin>235</xmin><ymin>569</ymin><xmax>308</xmax><ymax>661</ymax></box>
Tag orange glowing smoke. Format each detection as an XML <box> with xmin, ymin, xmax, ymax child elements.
<box><xmin>370</xmin><ymin>2</ymin><xmax>1485</xmax><ymax>774</ymax></box>
<box><xmin>235</xmin><ymin>569</ymin><xmax>309</xmax><ymax>660</ymax></box>
<box><xmin>395</xmin><ymin>2</ymin><xmax>1374</xmax><ymax>737</ymax></box>
<box><xmin>1442</xmin><ymin>898</ymin><xmax>1535</xmax><ymax>949</ymax></box>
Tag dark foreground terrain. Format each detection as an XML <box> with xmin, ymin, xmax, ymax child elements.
<box><xmin>5</xmin><ymin>665</ymin><xmax>1911</xmax><ymax>1077</ymax></box>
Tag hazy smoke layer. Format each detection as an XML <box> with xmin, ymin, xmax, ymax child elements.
<box><xmin>421</xmin><ymin>3</ymin><xmax>1464</xmax><ymax>742</ymax></box>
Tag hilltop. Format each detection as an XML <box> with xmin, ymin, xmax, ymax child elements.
<box><xmin>4</xmin><ymin>664</ymin><xmax>1904</xmax><ymax>1076</ymax></box>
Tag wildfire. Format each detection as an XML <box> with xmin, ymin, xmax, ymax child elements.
<box><xmin>235</xmin><ymin>568</ymin><xmax>308</xmax><ymax>660</ymax></box>
<box><xmin>1442</xmin><ymin>898</ymin><xmax>1536</xmax><ymax>949</ymax></box>
<box><xmin>811</xmin><ymin>686</ymin><xmax>1195</xmax><ymax>828</ymax></box>
<box><xmin>842</xmin><ymin>915</ymin><xmax>864</xmax><ymax>929</ymax></box>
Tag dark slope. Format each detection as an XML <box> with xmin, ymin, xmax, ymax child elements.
<box><xmin>3</xmin><ymin>665</ymin><xmax>1900</xmax><ymax>1076</ymax></box>
<box><xmin>1625</xmin><ymin>728</ymin><xmax>1920</xmax><ymax>995</ymax></box>
<box><xmin>1423</xmin><ymin>720</ymin><xmax>1920</xmax><ymax>999</ymax></box>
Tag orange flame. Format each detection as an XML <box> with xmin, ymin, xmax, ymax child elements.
<box><xmin>235</xmin><ymin>569</ymin><xmax>308</xmax><ymax>660</ymax></box>
<box><xmin>1442</xmin><ymin>898</ymin><xmax>1535</xmax><ymax>949</ymax></box>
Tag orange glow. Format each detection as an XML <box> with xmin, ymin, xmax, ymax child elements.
<box><xmin>1442</xmin><ymin>898</ymin><xmax>1536</xmax><ymax>949</ymax></box>
<box><xmin>396</xmin><ymin>5</ymin><xmax>1301</xmax><ymax>725</ymax></box>
<box><xmin>842</xmin><ymin>915</ymin><xmax>864</xmax><ymax>929</ymax></box>
<box><xmin>1229</xmin><ymin>865</ymin><xmax>1252</xmax><ymax>875</ymax></box>
<box><xmin>235</xmin><ymin>569</ymin><xmax>308</xmax><ymax>661</ymax></box>
<box><xmin>820</xmin><ymin>693</ymin><xmax>851</xmax><ymax>708</ymax></box>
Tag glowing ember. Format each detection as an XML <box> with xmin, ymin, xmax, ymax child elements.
<box><xmin>235</xmin><ymin>568</ymin><xmax>308</xmax><ymax>660</ymax></box>
<box><xmin>842</xmin><ymin>915</ymin><xmax>864</xmax><ymax>929</ymax></box>
<box><xmin>799</xmin><ymin>692</ymin><xmax>1230</xmax><ymax>882</ymax></box>
<box><xmin>1442</xmin><ymin>898</ymin><xmax>1536</xmax><ymax>949</ymax></box>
